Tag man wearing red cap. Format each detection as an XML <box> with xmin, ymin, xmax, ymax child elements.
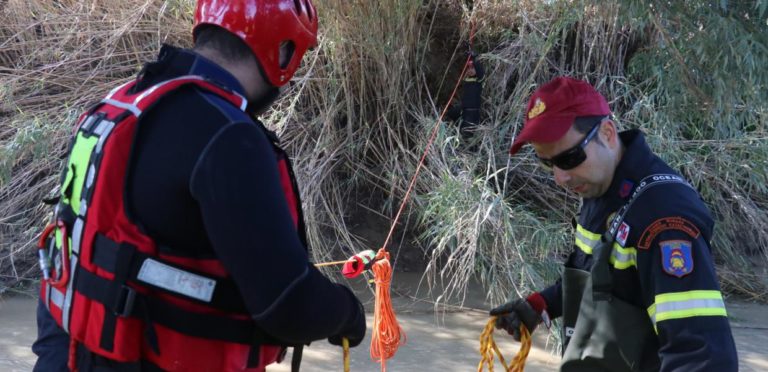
<box><xmin>31</xmin><ymin>1</ymin><xmax>365</xmax><ymax>371</ymax></box>
<box><xmin>491</xmin><ymin>77</ymin><xmax>737</xmax><ymax>371</ymax></box>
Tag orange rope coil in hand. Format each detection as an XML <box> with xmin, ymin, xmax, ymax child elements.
<box><xmin>477</xmin><ymin>316</ymin><xmax>531</xmax><ymax>372</ymax></box>
<box><xmin>370</xmin><ymin>249</ymin><xmax>405</xmax><ymax>371</ymax></box>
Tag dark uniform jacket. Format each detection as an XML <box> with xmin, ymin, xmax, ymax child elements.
<box><xmin>540</xmin><ymin>130</ymin><xmax>738</xmax><ymax>371</ymax></box>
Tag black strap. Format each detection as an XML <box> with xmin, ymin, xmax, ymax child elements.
<box><xmin>74</xmin><ymin>267</ymin><xmax>284</xmax><ymax>345</ymax></box>
<box><xmin>76</xmin><ymin>343</ymin><xmax>165</xmax><ymax>372</ymax></box>
<box><xmin>99</xmin><ymin>242</ymin><xmax>138</xmax><ymax>351</ymax></box>
<box><xmin>292</xmin><ymin>345</ymin><xmax>304</xmax><ymax>372</ymax></box>
<box><xmin>92</xmin><ymin>233</ymin><xmax>248</xmax><ymax>313</ymax></box>
<box><xmin>592</xmin><ymin>174</ymin><xmax>692</xmax><ymax>299</ymax></box>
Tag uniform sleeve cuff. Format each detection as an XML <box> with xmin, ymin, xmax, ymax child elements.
<box><xmin>526</xmin><ymin>292</ymin><xmax>547</xmax><ymax>314</ymax></box>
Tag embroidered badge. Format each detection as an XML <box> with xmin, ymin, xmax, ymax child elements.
<box><xmin>638</xmin><ymin>217</ymin><xmax>701</xmax><ymax>250</ymax></box>
<box><xmin>619</xmin><ymin>179</ymin><xmax>634</xmax><ymax>198</ymax></box>
<box><xmin>528</xmin><ymin>98</ymin><xmax>546</xmax><ymax>119</ymax></box>
<box><xmin>616</xmin><ymin>222</ymin><xmax>630</xmax><ymax>246</ymax></box>
<box><xmin>660</xmin><ymin>240</ymin><xmax>694</xmax><ymax>278</ymax></box>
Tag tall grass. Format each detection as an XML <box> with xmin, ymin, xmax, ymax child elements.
<box><xmin>1</xmin><ymin>0</ymin><xmax>766</xmax><ymax>309</ymax></box>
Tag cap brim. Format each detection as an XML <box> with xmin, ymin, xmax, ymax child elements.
<box><xmin>509</xmin><ymin>115</ymin><xmax>575</xmax><ymax>155</ymax></box>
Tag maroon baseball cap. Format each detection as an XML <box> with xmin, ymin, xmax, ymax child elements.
<box><xmin>509</xmin><ymin>76</ymin><xmax>610</xmax><ymax>155</ymax></box>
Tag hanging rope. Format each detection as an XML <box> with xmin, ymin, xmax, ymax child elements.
<box><xmin>343</xmin><ymin>337</ymin><xmax>351</xmax><ymax>372</ymax></box>
<box><xmin>314</xmin><ymin>12</ymin><xmax>481</xmax><ymax>372</ymax></box>
<box><xmin>477</xmin><ymin>317</ymin><xmax>531</xmax><ymax>372</ymax></box>
<box><xmin>369</xmin><ymin>249</ymin><xmax>404</xmax><ymax>371</ymax></box>
<box><xmin>365</xmin><ymin>49</ymin><xmax>475</xmax><ymax>372</ymax></box>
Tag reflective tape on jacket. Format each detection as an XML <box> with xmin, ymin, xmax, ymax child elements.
<box><xmin>609</xmin><ymin>244</ymin><xmax>637</xmax><ymax>270</ymax></box>
<box><xmin>647</xmin><ymin>290</ymin><xmax>727</xmax><ymax>328</ymax></box>
<box><xmin>576</xmin><ymin>225</ymin><xmax>638</xmax><ymax>270</ymax></box>
<box><xmin>575</xmin><ymin>224</ymin><xmax>600</xmax><ymax>254</ymax></box>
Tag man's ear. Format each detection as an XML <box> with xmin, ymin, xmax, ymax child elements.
<box><xmin>601</xmin><ymin>119</ymin><xmax>619</xmax><ymax>149</ymax></box>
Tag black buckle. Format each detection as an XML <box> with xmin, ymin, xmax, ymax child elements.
<box><xmin>114</xmin><ymin>284</ymin><xmax>137</xmax><ymax>316</ymax></box>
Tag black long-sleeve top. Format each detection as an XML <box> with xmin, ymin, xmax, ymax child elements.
<box><xmin>125</xmin><ymin>45</ymin><xmax>362</xmax><ymax>344</ymax></box>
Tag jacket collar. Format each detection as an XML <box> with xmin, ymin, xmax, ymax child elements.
<box><xmin>133</xmin><ymin>44</ymin><xmax>246</xmax><ymax>97</ymax></box>
<box><xmin>602</xmin><ymin>129</ymin><xmax>656</xmax><ymax>202</ymax></box>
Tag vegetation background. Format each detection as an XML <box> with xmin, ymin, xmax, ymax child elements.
<box><xmin>1</xmin><ymin>0</ymin><xmax>766</xmax><ymax>322</ymax></box>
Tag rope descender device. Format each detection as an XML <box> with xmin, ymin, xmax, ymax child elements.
<box><xmin>341</xmin><ymin>249</ymin><xmax>378</xmax><ymax>279</ymax></box>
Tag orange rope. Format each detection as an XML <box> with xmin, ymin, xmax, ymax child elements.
<box><xmin>317</xmin><ymin>16</ymin><xmax>480</xmax><ymax>372</ymax></box>
<box><xmin>364</xmin><ymin>20</ymin><xmax>478</xmax><ymax>371</ymax></box>
<box><xmin>477</xmin><ymin>317</ymin><xmax>531</xmax><ymax>372</ymax></box>
<box><xmin>369</xmin><ymin>250</ymin><xmax>405</xmax><ymax>371</ymax></box>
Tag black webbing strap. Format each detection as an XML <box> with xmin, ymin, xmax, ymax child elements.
<box><xmin>74</xmin><ymin>267</ymin><xmax>283</xmax><ymax>344</ymax></box>
<box><xmin>99</xmin><ymin>242</ymin><xmax>137</xmax><ymax>351</ymax></box>
<box><xmin>76</xmin><ymin>343</ymin><xmax>165</xmax><ymax>372</ymax></box>
<box><xmin>292</xmin><ymin>345</ymin><xmax>304</xmax><ymax>372</ymax></box>
<box><xmin>92</xmin><ymin>233</ymin><xmax>248</xmax><ymax>313</ymax></box>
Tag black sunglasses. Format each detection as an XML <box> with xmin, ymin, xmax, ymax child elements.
<box><xmin>537</xmin><ymin>119</ymin><xmax>602</xmax><ymax>170</ymax></box>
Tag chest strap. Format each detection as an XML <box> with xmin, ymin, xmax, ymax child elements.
<box><xmin>74</xmin><ymin>234</ymin><xmax>294</xmax><ymax>352</ymax></box>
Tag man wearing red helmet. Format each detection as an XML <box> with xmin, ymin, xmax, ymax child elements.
<box><xmin>490</xmin><ymin>77</ymin><xmax>737</xmax><ymax>371</ymax></box>
<box><xmin>32</xmin><ymin>1</ymin><xmax>365</xmax><ymax>371</ymax></box>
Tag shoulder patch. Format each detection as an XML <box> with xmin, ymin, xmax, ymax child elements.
<box><xmin>638</xmin><ymin>217</ymin><xmax>700</xmax><ymax>250</ymax></box>
<box><xmin>660</xmin><ymin>240</ymin><xmax>694</xmax><ymax>278</ymax></box>
<box><xmin>616</xmin><ymin>222</ymin><xmax>630</xmax><ymax>246</ymax></box>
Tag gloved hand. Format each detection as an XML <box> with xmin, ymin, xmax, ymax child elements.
<box><xmin>328</xmin><ymin>285</ymin><xmax>366</xmax><ymax>347</ymax></box>
<box><xmin>489</xmin><ymin>294</ymin><xmax>543</xmax><ymax>341</ymax></box>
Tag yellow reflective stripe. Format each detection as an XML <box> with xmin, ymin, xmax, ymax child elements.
<box><xmin>575</xmin><ymin>224</ymin><xmax>599</xmax><ymax>254</ymax></box>
<box><xmin>609</xmin><ymin>243</ymin><xmax>637</xmax><ymax>269</ymax></box>
<box><xmin>655</xmin><ymin>290</ymin><xmax>723</xmax><ymax>304</ymax></box>
<box><xmin>575</xmin><ymin>238</ymin><xmax>593</xmax><ymax>254</ymax></box>
<box><xmin>576</xmin><ymin>224</ymin><xmax>600</xmax><ymax>240</ymax></box>
<box><xmin>655</xmin><ymin>307</ymin><xmax>727</xmax><ymax>323</ymax></box>
<box><xmin>647</xmin><ymin>290</ymin><xmax>727</xmax><ymax>327</ymax></box>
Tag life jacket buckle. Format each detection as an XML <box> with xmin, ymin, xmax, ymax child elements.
<box><xmin>114</xmin><ymin>284</ymin><xmax>137</xmax><ymax>317</ymax></box>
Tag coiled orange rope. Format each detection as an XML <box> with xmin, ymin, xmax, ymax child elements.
<box><xmin>477</xmin><ymin>317</ymin><xmax>531</xmax><ymax>372</ymax></box>
<box><xmin>317</xmin><ymin>15</ymin><xmax>480</xmax><ymax>371</ymax></box>
<box><xmin>369</xmin><ymin>249</ymin><xmax>405</xmax><ymax>371</ymax></box>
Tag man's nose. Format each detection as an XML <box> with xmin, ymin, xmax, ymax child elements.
<box><xmin>553</xmin><ymin>166</ymin><xmax>570</xmax><ymax>187</ymax></box>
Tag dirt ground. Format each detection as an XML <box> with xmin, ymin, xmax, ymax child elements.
<box><xmin>1</xmin><ymin>273</ymin><xmax>766</xmax><ymax>371</ymax></box>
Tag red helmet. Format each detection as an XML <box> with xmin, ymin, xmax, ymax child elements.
<box><xmin>194</xmin><ymin>0</ymin><xmax>318</xmax><ymax>87</ymax></box>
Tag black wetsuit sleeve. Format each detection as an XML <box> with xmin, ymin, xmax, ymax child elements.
<box><xmin>189</xmin><ymin>122</ymin><xmax>361</xmax><ymax>344</ymax></box>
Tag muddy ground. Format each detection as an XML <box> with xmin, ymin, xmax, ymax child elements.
<box><xmin>1</xmin><ymin>273</ymin><xmax>766</xmax><ymax>371</ymax></box>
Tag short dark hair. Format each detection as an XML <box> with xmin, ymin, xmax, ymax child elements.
<box><xmin>573</xmin><ymin>115</ymin><xmax>608</xmax><ymax>144</ymax></box>
<box><xmin>193</xmin><ymin>25</ymin><xmax>255</xmax><ymax>63</ymax></box>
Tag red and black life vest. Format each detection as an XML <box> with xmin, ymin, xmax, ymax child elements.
<box><xmin>38</xmin><ymin>76</ymin><xmax>306</xmax><ymax>371</ymax></box>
